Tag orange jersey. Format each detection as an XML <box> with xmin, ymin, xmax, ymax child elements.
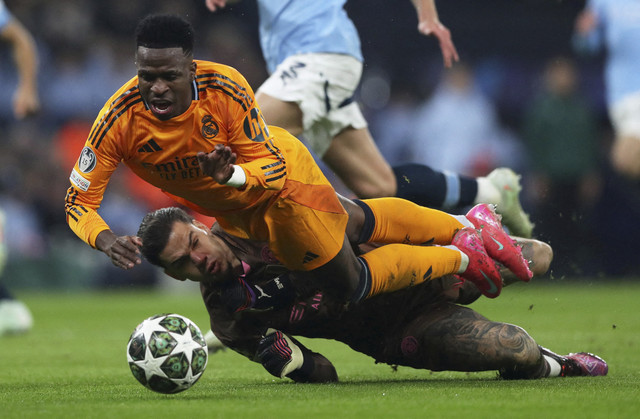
<box><xmin>65</xmin><ymin>60</ymin><xmax>347</xmax><ymax>269</ymax></box>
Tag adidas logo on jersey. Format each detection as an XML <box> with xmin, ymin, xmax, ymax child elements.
<box><xmin>138</xmin><ymin>139</ymin><xmax>163</xmax><ymax>153</ymax></box>
<box><xmin>302</xmin><ymin>251</ymin><xmax>319</xmax><ymax>264</ymax></box>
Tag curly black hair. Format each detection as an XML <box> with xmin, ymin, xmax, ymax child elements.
<box><xmin>135</xmin><ymin>14</ymin><xmax>194</xmax><ymax>55</ymax></box>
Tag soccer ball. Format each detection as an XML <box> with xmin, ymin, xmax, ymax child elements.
<box><xmin>126</xmin><ymin>313</ymin><xmax>208</xmax><ymax>394</ymax></box>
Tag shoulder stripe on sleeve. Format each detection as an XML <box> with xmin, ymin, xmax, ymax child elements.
<box><xmin>196</xmin><ymin>73</ymin><xmax>253</xmax><ymax>111</ymax></box>
<box><xmin>265</xmin><ymin>140</ymin><xmax>285</xmax><ymax>162</ymax></box>
<box><xmin>88</xmin><ymin>87</ymin><xmax>140</xmax><ymax>142</ymax></box>
<box><xmin>196</xmin><ymin>72</ymin><xmax>249</xmax><ymax>95</ymax></box>
<box><xmin>264</xmin><ymin>140</ymin><xmax>287</xmax><ymax>183</ymax></box>
<box><xmin>89</xmin><ymin>87</ymin><xmax>143</xmax><ymax>149</ymax></box>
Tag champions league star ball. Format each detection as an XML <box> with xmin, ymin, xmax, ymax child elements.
<box><xmin>126</xmin><ymin>314</ymin><xmax>208</xmax><ymax>394</ymax></box>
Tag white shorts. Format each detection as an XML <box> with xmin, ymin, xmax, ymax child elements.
<box><xmin>257</xmin><ymin>53</ymin><xmax>368</xmax><ymax>157</ymax></box>
<box><xmin>610</xmin><ymin>90</ymin><xmax>640</xmax><ymax>139</ymax></box>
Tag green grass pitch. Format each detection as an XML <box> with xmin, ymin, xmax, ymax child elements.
<box><xmin>1</xmin><ymin>279</ymin><xmax>639</xmax><ymax>418</ymax></box>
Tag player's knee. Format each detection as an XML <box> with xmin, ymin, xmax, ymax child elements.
<box><xmin>498</xmin><ymin>325</ymin><xmax>547</xmax><ymax>380</ymax></box>
<box><xmin>351</xmin><ymin>176</ymin><xmax>396</xmax><ymax>199</ymax></box>
<box><xmin>500</xmin><ymin>324</ymin><xmax>540</xmax><ymax>366</ymax></box>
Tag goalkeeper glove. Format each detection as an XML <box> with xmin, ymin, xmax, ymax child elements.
<box><xmin>221</xmin><ymin>274</ymin><xmax>294</xmax><ymax>312</ymax></box>
<box><xmin>257</xmin><ymin>328</ymin><xmax>306</xmax><ymax>378</ymax></box>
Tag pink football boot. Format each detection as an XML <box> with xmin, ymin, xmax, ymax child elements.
<box><xmin>466</xmin><ymin>204</ymin><xmax>533</xmax><ymax>282</ymax></box>
<box><xmin>538</xmin><ymin>346</ymin><xmax>608</xmax><ymax>377</ymax></box>
<box><xmin>451</xmin><ymin>227</ymin><xmax>502</xmax><ymax>298</ymax></box>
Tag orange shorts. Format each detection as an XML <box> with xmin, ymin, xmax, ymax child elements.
<box><xmin>216</xmin><ymin>127</ymin><xmax>349</xmax><ymax>271</ymax></box>
<box><xmin>263</xmin><ymin>181</ymin><xmax>348</xmax><ymax>271</ymax></box>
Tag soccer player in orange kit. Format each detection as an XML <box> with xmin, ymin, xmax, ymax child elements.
<box><xmin>65</xmin><ymin>15</ymin><xmax>531</xmax><ymax>304</ymax></box>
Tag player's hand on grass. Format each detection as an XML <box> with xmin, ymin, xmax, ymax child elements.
<box><xmin>257</xmin><ymin>329</ymin><xmax>305</xmax><ymax>378</ymax></box>
<box><xmin>96</xmin><ymin>230</ymin><xmax>142</xmax><ymax>270</ymax></box>
<box><xmin>197</xmin><ymin>145</ymin><xmax>237</xmax><ymax>184</ymax></box>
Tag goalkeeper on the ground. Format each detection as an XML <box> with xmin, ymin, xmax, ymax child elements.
<box><xmin>136</xmin><ymin>207</ymin><xmax>608</xmax><ymax>382</ymax></box>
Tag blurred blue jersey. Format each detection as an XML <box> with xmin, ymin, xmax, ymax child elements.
<box><xmin>0</xmin><ymin>0</ymin><xmax>12</xmax><ymax>30</ymax></box>
<box><xmin>578</xmin><ymin>0</ymin><xmax>640</xmax><ymax>105</ymax></box>
<box><xmin>257</xmin><ymin>0</ymin><xmax>363</xmax><ymax>73</ymax></box>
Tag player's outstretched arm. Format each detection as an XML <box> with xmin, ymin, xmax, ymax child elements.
<box><xmin>204</xmin><ymin>0</ymin><xmax>241</xmax><ymax>12</ymax></box>
<box><xmin>205</xmin><ymin>0</ymin><xmax>227</xmax><ymax>11</ymax></box>
<box><xmin>574</xmin><ymin>8</ymin><xmax>598</xmax><ymax>36</ymax></box>
<box><xmin>0</xmin><ymin>17</ymin><xmax>39</xmax><ymax>118</ymax></box>
<box><xmin>572</xmin><ymin>6</ymin><xmax>603</xmax><ymax>55</ymax></box>
<box><xmin>256</xmin><ymin>329</ymin><xmax>338</xmax><ymax>383</ymax></box>
<box><xmin>410</xmin><ymin>0</ymin><xmax>459</xmax><ymax>68</ymax></box>
<box><xmin>95</xmin><ymin>230</ymin><xmax>142</xmax><ymax>270</ymax></box>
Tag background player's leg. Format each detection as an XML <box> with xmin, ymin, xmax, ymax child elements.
<box><xmin>255</xmin><ymin>92</ymin><xmax>305</xmax><ymax>136</ymax></box>
<box><xmin>394</xmin><ymin>165</ymin><xmax>533</xmax><ymax>237</ymax></box>
<box><xmin>323</xmin><ymin>126</ymin><xmax>397</xmax><ymax>198</ymax></box>
<box><xmin>257</xmin><ymin>92</ymin><xmax>532</xmax><ymax>237</ymax></box>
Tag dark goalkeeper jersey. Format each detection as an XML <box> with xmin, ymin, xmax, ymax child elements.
<box><xmin>200</xmin><ymin>224</ymin><xmax>476</xmax><ymax>371</ymax></box>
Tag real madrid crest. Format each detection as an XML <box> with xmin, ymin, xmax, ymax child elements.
<box><xmin>201</xmin><ymin>115</ymin><xmax>219</xmax><ymax>139</ymax></box>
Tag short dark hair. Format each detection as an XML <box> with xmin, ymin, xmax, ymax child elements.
<box><xmin>135</xmin><ymin>14</ymin><xmax>194</xmax><ymax>55</ymax></box>
<box><xmin>137</xmin><ymin>207</ymin><xmax>194</xmax><ymax>267</ymax></box>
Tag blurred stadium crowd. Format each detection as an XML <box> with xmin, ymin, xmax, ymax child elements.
<box><xmin>0</xmin><ymin>0</ymin><xmax>638</xmax><ymax>291</ymax></box>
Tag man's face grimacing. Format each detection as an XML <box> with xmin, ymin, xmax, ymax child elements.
<box><xmin>159</xmin><ymin>220</ymin><xmax>242</xmax><ymax>284</ymax></box>
<box><xmin>136</xmin><ymin>46</ymin><xmax>196</xmax><ymax>121</ymax></box>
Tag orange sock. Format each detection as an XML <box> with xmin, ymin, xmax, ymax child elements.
<box><xmin>359</xmin><ymin>244</ymin><xmax>462</xmax><ymax>298</ymax></box>
<box><xmin>358</xmin><ymin>198</ymin><xmax>468</xmax><ymax>245</ymax></box>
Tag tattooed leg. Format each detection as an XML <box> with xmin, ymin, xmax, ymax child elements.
<box><xmin>399</xmin><ymin>303</ymin><xmax>546</xmax><ymax>378</ymax></box>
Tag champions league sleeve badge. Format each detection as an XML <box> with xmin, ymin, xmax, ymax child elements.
<box><xmin>78</xmin><ymin>146</ymin><xmax>97</xmax><ymax>173</ymax></box>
